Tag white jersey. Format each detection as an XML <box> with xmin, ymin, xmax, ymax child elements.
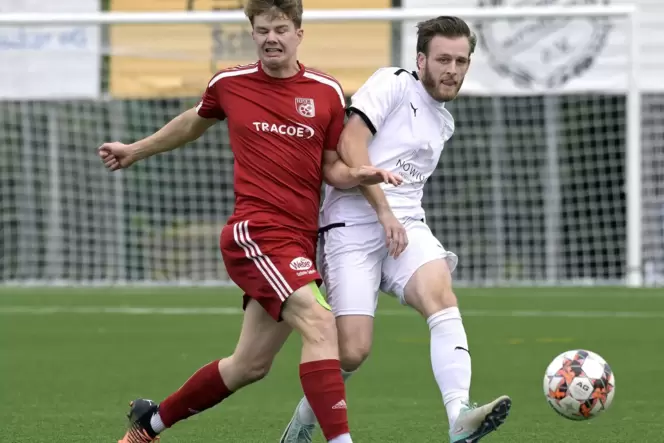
<box><xmin>320</xmin><ymin>67</ymin><xmax>455</xmax><ymax>227</ymax></box>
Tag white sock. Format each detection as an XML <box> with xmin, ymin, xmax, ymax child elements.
<box><xmin>296</xmin><ymin>369</ymin><xmax>355</xmax><ymax>426</ymax></box>
<box><xmin>329</xmin><ymin>433</ymin><xmax>353</xmax><ymax>443</ymax></box>
<box><xmin>295</xmin><ymin>396</ymin><xmax>317</xmax><ymax>425</ymax></box>
<box><xmin>149</xmin><ymin>412</ymin><xmax>166</xmax><ymax>434</ymax></box>
<box><xmin>427</xmin><ymin>307</ymin><xmax>472</xmax><ymax>427</ymax></box>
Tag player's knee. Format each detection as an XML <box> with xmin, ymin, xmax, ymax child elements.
<box><xmin>433</xmin><ymin>285</ymin><xmax>458</xmax><ymax>309</ymax></box>
<box><xmin>414</xmin><ymin>285</ymin><xmax>458</xmax><ymax>317</ymax></box>
<box><xmin>232</xmin><ymin>355</ymin><xmax>274</xmax><ymax>384</ymax></box>
<box><xmin>337</xmin><ymin>315</ymin><xmax>374</xmax><ymax>371</ymax></box>
<box><xmin>340</xmin><ymin>341</ymin><xmax>371</xmax><ymax>371</ymax></box>
<box><xmin>300</xmin><ymin>304</ymin><xmax>337</xmax><ymax>347</ymax></box>
<box><xmin>405</xmin><ymin>259</ymin><xmax>458</xmax><ymax>317</ymax></box>
<box><xmin>243</xmin><ymin>361</ymin><xmax>273</xmax><ymax>383</ymax></box>
<box><xmin>282</xmin><ymin>286</ymin><xmax>338</xmax><ymax>349</ymax></box>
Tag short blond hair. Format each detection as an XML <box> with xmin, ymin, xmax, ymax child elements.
<box><xmin>244</xmin><ymin>0</ymin><xmax>303</xmax><ymax>28</ymax></box>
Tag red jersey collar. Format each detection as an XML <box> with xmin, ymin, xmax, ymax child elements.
<box><xmin>257</xmin><ymin>60</ymin><xmax>306</xmax><ymax>82</ymax></box>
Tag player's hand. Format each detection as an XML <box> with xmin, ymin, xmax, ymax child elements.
<box><xmin>98</xmin><ymin>142</ymin><xmax>137</xmax><ymax>171</ymax></box>
<box><xmin>377</xmin><ymin>209</ymin><xmax>408</xmax><ymax>258</ymax></box>
<box><xmin>351</xmin><ymin>166</ymin><xmax>403</xmax><ymax>186</ymax></box>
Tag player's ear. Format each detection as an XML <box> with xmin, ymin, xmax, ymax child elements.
<box><xmin>416</xmin><ymin>52</ymin><xmax>426</xmax><ymax>70</ymax></box>
<box><xmin>296</xmin><ymin>27</ymin><xmax>304</xmax><ymax>43</ymax></box>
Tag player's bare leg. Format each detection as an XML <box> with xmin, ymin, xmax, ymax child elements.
<box><xmin>280</xmin><ymin>315</ymin><xmax>373</xmax><ymax>443</ymax></box>
<box><xmin>117</xmin><ymin>298</ymin><xmax>292</xmax><ymax>443</ymax></box>
<box><xmin>403</xmin><ymin>259</ymin><xmax>511</xmax><ymax>442</ymax></box>
<box><xmin>279</xmin><ymin>282</ymin><xmax>354</xmax><ymax>443</ymax></box>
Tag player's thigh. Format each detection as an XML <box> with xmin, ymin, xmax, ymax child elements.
<box><xmin>402</xmin><ymin>258</ymin><xmax>457</xmax><ymax>317</ymax></box>
<box><xmin>320</xmin><ymin>223</ymin><xmax>384</xmax><ymax>366</ymax></box>
<box><xmin>232</xmin><ymin>297</ymin><xmax>292</xmax><ymax>375</ymax></box>
<box><xmin>381</xmin><ymin>218</ymin><xmax>459</xmax><ymax>307</ymax></box>
<box><xmin>280</xmin><ymin>281</ymin><xmax>346</xmax><ymax>363</ymax></box>
<box><xmin>320</xmin><ymin>223</ymin><xmax>384</xmax><ymax>318</ymax></box>
<box><xmin>220</xmin><ymin>220</ymin><xmax>320</xmax><ymax>321</ymax></box>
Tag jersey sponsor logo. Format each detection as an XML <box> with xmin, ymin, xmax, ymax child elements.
<box><xmin>252</xmin><ymin>122</ymin><xmax>315</xmax><ymax>139</ymax></box>
<box><xmin>475</xmin><ymin>0</ymin><xmax>611</xmax><ymax>89</ymax></box>
<box><xmin>290</xmin><ymin>257</ymin><xmax>313</xmax><ymax>271</ymax></box>
<box><xmin>396</xmin><ymin>158</ymin><xmax>427</xmax><ymax>184</ymax></box>
<box><xmin>290</xmin><ymin>257</ymin><xmax>315</xmax><ymax>277</ymax></box>
<box><xmin>295</xmin><ymin>97</ymin><xmax>316</xmax><ymax>118</ymax></box>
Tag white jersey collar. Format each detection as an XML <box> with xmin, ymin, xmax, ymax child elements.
<box><xmin>411</xmin><ymin>71</ymin><xmax>449</xmax><ymax>113</ymax></box>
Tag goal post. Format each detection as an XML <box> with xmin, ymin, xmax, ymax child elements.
<box><xmin>0</xmin><ymin>5</ymin><xmax>651</xmax><ymax>287</ymax></box>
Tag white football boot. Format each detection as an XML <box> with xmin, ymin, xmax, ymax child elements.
<box><xmin>449</xmin><ymin>395</ymin><xmax>512</xmax><ymax>443</ymax></box>
<box><xmin>279</xmin><ymin>398</ymin><xmax>317</xmax><ymax>443</ymax></box>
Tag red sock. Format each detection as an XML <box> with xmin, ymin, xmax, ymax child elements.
<box><xmin>159</xmin><ymin>360</ymin><xmax>233</xmax><ymax>428</ymax></box>
<box><xmin>299</xmin><ymin>359</ymin><xmax>350</xmax><ymax>441</ymax></box>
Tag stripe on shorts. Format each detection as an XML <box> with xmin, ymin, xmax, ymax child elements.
<box><xmin>232</xmin><ymin>220</ymin><xmax>293</xmax><ymax>301</ymax></box>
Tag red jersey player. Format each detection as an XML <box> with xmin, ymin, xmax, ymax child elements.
<box><xmin>98</xmin><ymin>1</ymin><xmax>401</xmax><ymax>443</ymax></box>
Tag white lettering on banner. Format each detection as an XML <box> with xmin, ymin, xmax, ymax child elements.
<box><xmin>252</xmin><ymin>122</ymin><xmax>315</xmax><ymax>139</ymax></box>
<box><xmin>0</xmin><ymin>0</ymin><xmax>100</xmax><ymax>99</ymax></box>
<box><xmin>0</xmin><ymin>27</ymin><xmax>89</xmax><ymax>51</ymax></box>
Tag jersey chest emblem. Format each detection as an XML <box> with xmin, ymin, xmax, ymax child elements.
<box><xmin>295</xmin><ymin>97</ymin><xmax>316</xmax><ymax>118</ymax></box>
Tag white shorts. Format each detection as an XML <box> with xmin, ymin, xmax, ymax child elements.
<box><xmin>318</xmin><ymin>217</ymin><xmax>458</xmax><ymax>317</ymax></box>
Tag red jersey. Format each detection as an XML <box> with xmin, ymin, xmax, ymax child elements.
<box><xmin>196</xmin><ymin>61</ymin><xmax>346</xmax><ymax>236</ymax></box>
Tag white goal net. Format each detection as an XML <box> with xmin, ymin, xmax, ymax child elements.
<box><xmin>1</xmin><ymin>5</ymin><xmax>661</xmax><ymax>287</ymax></box>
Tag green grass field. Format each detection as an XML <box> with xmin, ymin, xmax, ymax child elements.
<box><xmin>2</xmin><ymin>286</ymin><xmax>663</xmax><ymax>442</ymax></box>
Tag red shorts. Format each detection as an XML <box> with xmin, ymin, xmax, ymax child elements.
<box><xmin>220</xmin><ymin>219</ymin><xmax>321</xmax><ymax>321</ymax></box>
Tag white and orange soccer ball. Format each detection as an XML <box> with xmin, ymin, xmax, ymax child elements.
<box><xmin>543</xmin><ymin>349</ymin><xmax>615</xmax><ymax>420</ymax></box>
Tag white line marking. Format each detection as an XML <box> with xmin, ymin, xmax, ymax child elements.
<box><xmin>1</xmin><ymin>286</ymin><xmax>662</xmax><ymax>297</ymax></box>
<box><xmin>0</xmin><ymin>306</ymin><xmax>243</xmax><ymax>315</ymax></box>
<box><xmin>0</xmin><ymin>306</ymin><xmax>663</xmax><ymax>319</ymax></box>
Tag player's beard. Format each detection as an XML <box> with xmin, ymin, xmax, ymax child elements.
<box><xmin>421</xmin><ymin>61</ymin><xmax>462</xmax><ymax>102</ymax></box>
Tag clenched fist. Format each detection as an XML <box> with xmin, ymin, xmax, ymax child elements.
<box><xmin>98</xmin><ymin>142</ymin><xmax>136</xmax><ymax>171</ymax></box>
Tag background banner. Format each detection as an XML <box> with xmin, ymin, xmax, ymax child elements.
<box><xmin>109</xmin><ymin>0</ymin><xmax>391</xmax><ymax>98</ymax></box>
<box><xmin>0</xmin><ymin>0</ymin><xmax>100</xmax><ymax>100</ymax></box>
<box><xmin>401</xmin><ymin>0</ymin><xmax>664</xmax><ymax>94</ymax></box>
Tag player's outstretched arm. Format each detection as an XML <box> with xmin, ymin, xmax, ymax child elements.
<box><xmin>98</xmin><ymin>108</ymin><xmax>217</xmax><ymax>171</ymax></box>
<box><xmin>337</xmin><ymin>114</ymin><xmax>392</xmax><ymax>213</ymax></box>
<box><xmin>337</xmin><ymin>114</ymin><xmax>408</xmax><ymax>256</ymax></box>
<box><xmin>322</xmin><ymin>150</ymin><xmax>402</xmax><ymax>189</ymax></box>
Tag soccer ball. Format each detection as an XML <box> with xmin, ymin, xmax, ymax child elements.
<box><xmin>543</xmin><ymin>349</ymin><xmax>615</xmax><ymax>420</ymax></box>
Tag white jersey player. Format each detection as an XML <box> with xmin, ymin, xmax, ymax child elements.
<box><xmin>280</xmin><ymin>16</ymin><xmax>511</xmax><ymax>443</ymax></box>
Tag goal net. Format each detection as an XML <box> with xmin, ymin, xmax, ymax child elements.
<box><xmin>1</xmin><ymin>4</ymin><xmax>661</xmax><ymax>287</ymax></box>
